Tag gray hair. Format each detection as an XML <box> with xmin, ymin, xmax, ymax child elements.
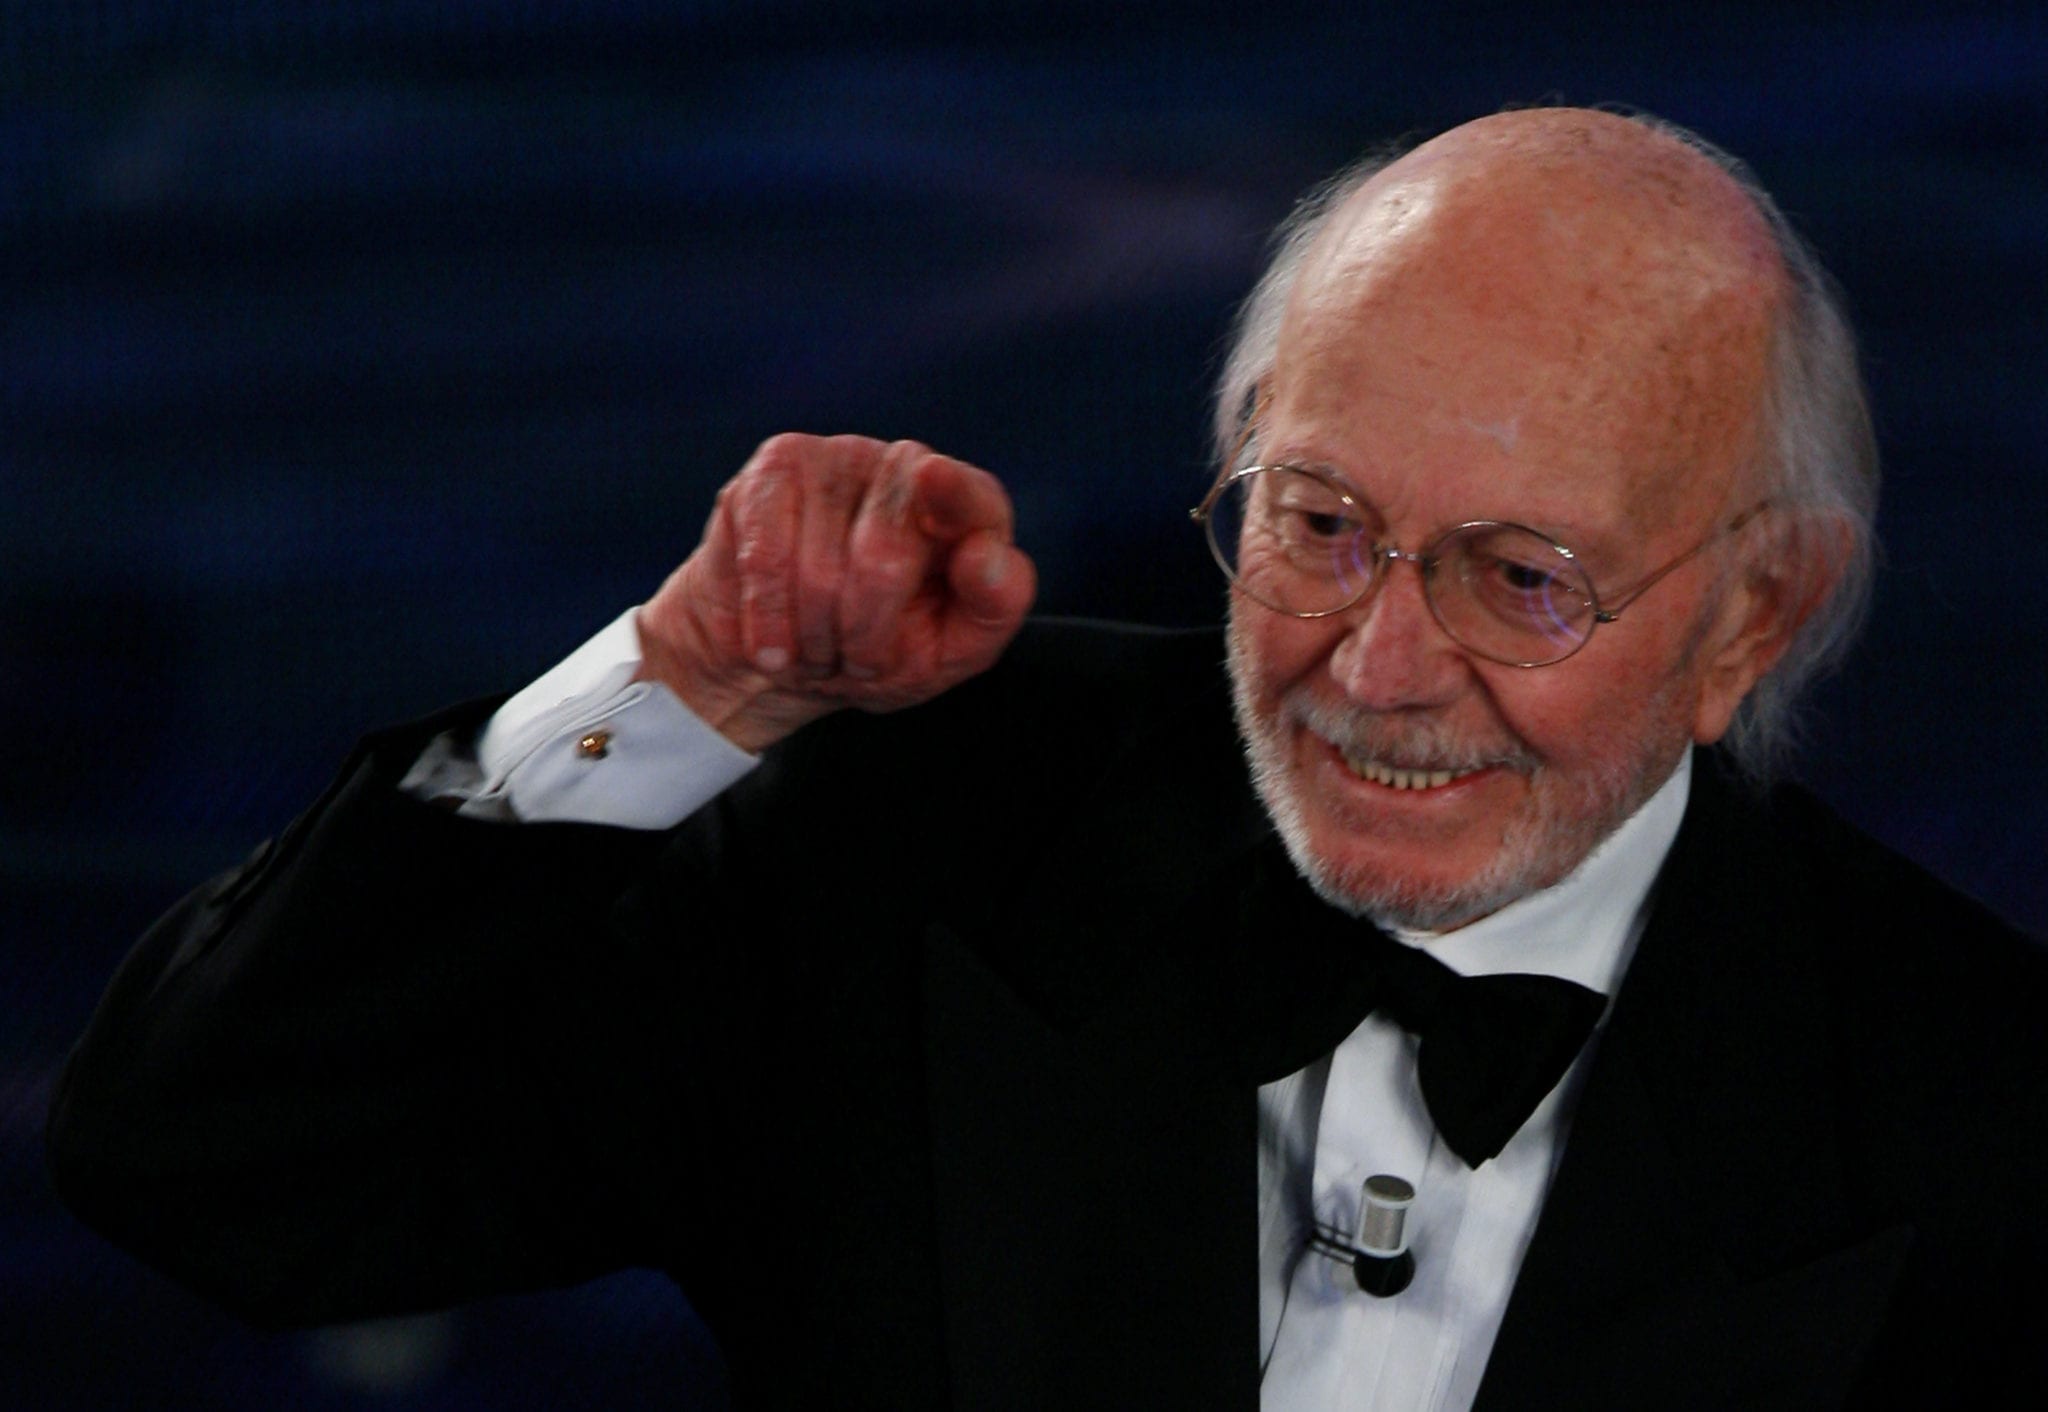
<box><xmin>1211</xmin><ymin>116</ymin><xmax>1879</xmax><ymax>782</ymax></box>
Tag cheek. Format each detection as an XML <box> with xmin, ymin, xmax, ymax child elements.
<box><xmin>1228</xmin><ymin>605</ymin><xmax>1343</xmax><ymax>702</ymax></box>
<box><xmin>1472</xmin><ymin>640</ymin><xmax>1694</xmax><ymax>768</ymax></box>
<box><xmin>1501</xmin><ymin>640</ymin><xmax>1705</xmax><ymax>783</ymax></box>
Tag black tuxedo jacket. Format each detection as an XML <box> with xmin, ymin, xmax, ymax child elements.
<box><xmin>49</xmin><ymin>621</ymin><xmax>2048</xmax><ymax>1409</ymax></box>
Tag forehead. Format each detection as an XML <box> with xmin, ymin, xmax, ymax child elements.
<box><xmin>1257</xmin><ymin>387</ymin><xmax>1630</xmax><ymax>557</ymax></box>
<box><xmin>1267</xmin><ymin>115</ymin><xmax>1782</xmax><ymax>534</ymax></box>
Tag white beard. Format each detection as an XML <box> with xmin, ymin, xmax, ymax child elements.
<box><xmin>1226</xmin><ymin>611</ymin><xmax>1685</xmax><ymax>932</ymax></box>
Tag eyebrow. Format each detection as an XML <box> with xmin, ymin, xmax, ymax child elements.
<box><xmin>1266</xmin><ymin>456</ymin><xmax>1615</xmax><ymax>565</ymax></box>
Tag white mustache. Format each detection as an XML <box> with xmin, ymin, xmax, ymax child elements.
<box><xmin>1281</xmin><ymin>688</ymin><xmax>1540</xmax><ymax>776</ymax></box>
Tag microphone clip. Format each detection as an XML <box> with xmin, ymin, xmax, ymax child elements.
<box><xmin>1306</xmin><ymin>1173</ymin><xmax>1417</xmax><ymax>1297</ymax></box>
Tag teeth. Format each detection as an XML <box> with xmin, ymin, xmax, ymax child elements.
<box><xmin>1343</xmin><ymin>756</ymin><xmax>1469</xmax><ymax>790</ymax></box>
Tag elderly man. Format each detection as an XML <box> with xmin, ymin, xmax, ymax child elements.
<box><xmin>49</xmin><ymin>109</ymin><xmax>2046</xmax><ymax>1409</ymax></box>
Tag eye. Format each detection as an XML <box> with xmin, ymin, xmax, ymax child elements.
<box><xmin>1494</xmin><ymin>558</ymin><xmax>1564</xmax><ymax>594</ymax></box>
<box><xmin>1446</xmin><ymin>527</ymin><xmax>1594</xmax><ymax>627</ymax></box>
<box><xmin>1289</xmin><ymin>508</ymin><xmax>1355</xmax><ymax>542</ymax></box>
<box><xmin>1216</xmin><ymin>467</ymin><xmax>1379</xmax><ymax>603</ymax></box>
<box><xmin>1265</xmin><ymin>481</ymin><xmax>1365</xmax><ymax>547</ymax></box>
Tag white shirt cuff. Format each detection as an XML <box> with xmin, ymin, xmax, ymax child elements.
<box><xmin>417</xmin><ymin>608</ymin><xmax>758</xmax><ymax>829</ymax></box>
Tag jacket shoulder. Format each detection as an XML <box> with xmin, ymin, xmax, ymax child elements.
<box><xmin>1716</xmin><ymin>759</ymin><xmax>2041</xmax><ymax>984</ymax></box>
<box><xmin>1684</xmin><ymin>752</ymin><xmax>2048</xmax><ymax>1169</ymax></box>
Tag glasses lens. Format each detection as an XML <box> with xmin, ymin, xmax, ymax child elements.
<box><xmin>1433</xmin><ymin>524</ymin><xmax>1597</xmax><ymax>665</ymax></box>
<box><xmin>1206</xmin><ymin>467</ymin><xmax>1377</xmax><ymax>615</ymax></box>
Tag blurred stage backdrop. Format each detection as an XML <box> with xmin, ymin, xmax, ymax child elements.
<box><xmin>5</xmin><ymin>3</ymin><xmax>2045</xmax><ymax>1407</ymax></box>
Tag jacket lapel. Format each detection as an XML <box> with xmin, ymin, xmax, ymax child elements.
<box><xmin>913</xmin><ymin>730</ymin><xmax>1920</xmax><ymax>1409</ymax></box>
<box><xmin>1477</xmin><ymin>756</ymin><xmax>1911</xmax><ymax>1409</ymax></box>
<box><xmin>918</xmin><ymin>921</ymin><xmax>1259</xmax><ymax>1411</ymax></box>
<box><xmin>914</xmin><ymin>817</ymin><xmax>1383</xmax><ymax>1410</ymax></box>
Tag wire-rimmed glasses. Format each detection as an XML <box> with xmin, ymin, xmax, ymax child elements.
<box><xmin>1190</xmin><ymin>461</ymin><xmax>1771</xmax><ymax>668</ymax></box>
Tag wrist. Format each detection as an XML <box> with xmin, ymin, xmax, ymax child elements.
<box><xmin>632</xmin><ymin>608</ymin><xmax>829</xmax><ymax>754</ymax></box>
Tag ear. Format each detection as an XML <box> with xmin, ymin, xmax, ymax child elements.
<box><xmin>1690</xmin><ymin>510</ymin><xmax>1853</xmax><ymax>745</ymax></box>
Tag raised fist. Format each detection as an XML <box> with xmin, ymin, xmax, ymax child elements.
<box><xmin>635</xmin><ymin>434</ymin><xmax>1037</xmax><ymax>752</ymax></box>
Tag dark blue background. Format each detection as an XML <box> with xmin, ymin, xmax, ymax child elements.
<box><xmin>7</xmin><ymin>5</ymin><xmax>2045</xmax><ymax>1407</ymax></box>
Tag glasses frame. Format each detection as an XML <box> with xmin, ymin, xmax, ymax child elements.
<box><xmin>1190</xmin><ymin>456</ymin><xmax>1773</xmax><ymax>668</ymax></box>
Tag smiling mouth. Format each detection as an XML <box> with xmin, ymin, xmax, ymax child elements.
<box><xmin>1337</xmin><ymin>752</ymin><xmax>1486</xmax><ymax>791</ymax></box>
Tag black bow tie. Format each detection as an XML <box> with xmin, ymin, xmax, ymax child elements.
<box><xmin>1360</xmin><ymin>936</ymin><xmax>1605</xmax><ymax>1168</ymax></box>
<box><xmin>1231</xmin><ymin>833</ymin><xmax>1606</xmax><ymax>1167</ymax></box>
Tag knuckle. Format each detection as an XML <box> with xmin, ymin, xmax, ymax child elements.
<box><xmin>864</xmin><ymin>548</ymin><xmax>917</xmax><ymax>584</ymax></box>
<box><xmin>742</xmin><ymin>574</ymin><xmax>789</xmax><ymax>613</ymax></box>
<box><xmin>738</xmin><ymin>436</ymin><xmax>817</xmax><ymax>500</ymax></box>
<box><xmin>793</xmin><ymin>560</ymin><xmax>840</xmax><ymax>608</ymax></box>
<box><xmin>848</xmin><ymin>551</ymin><xmax>918</xmax><ymax>604</ymax></box>
<box><xmin>876</xmin><ymin>469</ymin><xmax>915</xmax><ymax>521</ymax></box>
<box><xmin>816</xmin><ymin>463</ymin><xmax>865</xmax><ymax>513</ymax></box>
<box><xmin>751</xmin><ymin>431</ymin><xmax>815</xmax><ymax>468</ymax></box>
<box><xmin>731</xmin><ymin>475</ymin><xmax>791</xmax><ymax>533</ymax></box>
<box><xmin>733</xmin><ymin>528</ymin><xmax>789</xmax><ymax>576</ymax></box>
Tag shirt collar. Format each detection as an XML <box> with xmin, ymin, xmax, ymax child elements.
<box><xmin>1389</xmin><ymin>750</ymin><xmax>1693</xmax><ymax>996</ymax></box>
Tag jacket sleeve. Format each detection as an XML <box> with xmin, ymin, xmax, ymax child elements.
<box><xmin>43</xmin><ymin>620</ymin><xmax>1200</xmax><ymax>1347</ymax></box>
<box><xmin>43</xmin><ymin>704</ymin><xmax>700</xmax><ymax>1328</ymax></box>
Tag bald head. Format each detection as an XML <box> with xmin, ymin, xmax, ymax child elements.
<box><xmin>1215</xmin><ymin>107</ymin><xmax>1877</xmax><ymax>781</ymax></box>
<box><xmin>1273</xmin><ymin>108</ymin><xmax>1789</xmax><ymax>526</ymax></box>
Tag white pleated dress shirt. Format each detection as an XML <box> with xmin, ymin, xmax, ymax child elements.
<box><xmin>1256</xmin><ymin>755</ymin><xmax>1688</xmax><ymax>1411</ymax></box>
<box><xmin>405</xmin><ymin>609</ymin><xmax>1691</xmax><ymax>1411</ymax></box>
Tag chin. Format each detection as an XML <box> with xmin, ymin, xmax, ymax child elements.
<box><xmin>1242</xmin><ymin>752</ymin><xmax>1564</xmax><ymax>931</ymax></box>
<box><xmin>1268</xmin><ymin>802</ymin><xmax>1589</xmax><ymax>933</ymax></box>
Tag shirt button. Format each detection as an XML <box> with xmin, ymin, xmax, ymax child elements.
<box><xmin>576</xmin><ymin>730</ymin><xmax>612</xmax><ymax>760</ymax></box>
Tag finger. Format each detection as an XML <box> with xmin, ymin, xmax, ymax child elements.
<box><xmin>729</xmin><ymin>437</ymin><xmax>804</xmax><ymax>675</ymax></box>
<box><xmin>793</xmin><ymin>439</ymin><xmax>871</xmax><ymax>676</ymax></box>
<box><xmin>839</xmin><ymin>442</ymin><xmax>944</xmax><ymax>678</ymax></box>
<box><xmin>911</xmin><ymin>453</ymin><xmax>1016</xmax><ymax>544</ymax></box>
<box><xmin>644</xmin><ymin>479</ymin><xmax>740</xmax><ymax>644</ymax></box>
<box><xmin>938</xmin><ymin>531</ymin><xmax>1037</xmax><ymax>673</ymax></box>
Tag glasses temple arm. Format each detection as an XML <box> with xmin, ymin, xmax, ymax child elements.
<box><xmin>1594</xmin><ymin>499</ymin><xmax>1775</xmax><ymax>622</ymax></box>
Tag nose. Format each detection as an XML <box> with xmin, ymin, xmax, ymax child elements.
<box><xmin>1326</xmin><ymin>555</ymin><xmax>1470</xmax><ymax>710</ymax></box>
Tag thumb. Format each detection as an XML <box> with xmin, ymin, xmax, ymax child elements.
<box><xmin>944</xmin><ymin>531</ymin><xmax>1037</xmax><ymax>639</ymax></box>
